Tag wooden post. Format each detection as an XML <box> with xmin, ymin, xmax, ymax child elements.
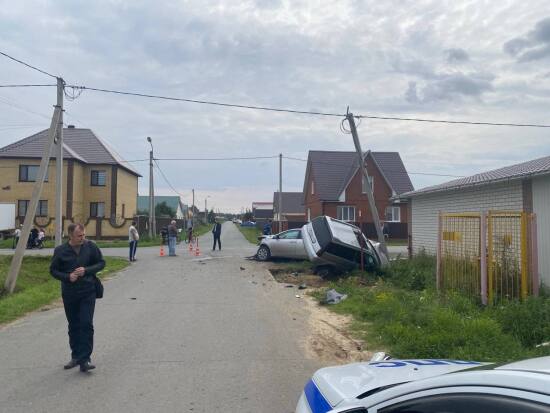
<box><xmin>531</xmin><ymin>214</ymin><xmax>539</xmax><ymax>297</ymax></box>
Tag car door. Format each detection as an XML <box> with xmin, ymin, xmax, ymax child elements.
<box><xmin>367</xmin><ymin>388</ymin><xmax>550</xmax><ymax>413</ymax></box>
<box><xmin>273</xmin><ymin>229</ymin><xmax>301</xmax><ymax>258</ymax></box>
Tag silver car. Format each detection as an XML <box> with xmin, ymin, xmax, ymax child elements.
<box><xmin>256</xmin><ymin>228</ymin><xmax>308</xmax><ymax>261</ymax></box>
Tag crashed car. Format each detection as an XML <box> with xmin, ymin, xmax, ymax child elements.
<box><xmin>301</xmin><ymin>216</ymin><xmax>388</xmax><ymax>274</ymax></box>
<box><xmin>256</xmin><ymin>228</ymin><xmax>308</xmax><ymax>261</ymax></box>
<box><xmin>296</xmin><ymin>354</ymin><xmax>550</xmax><ymax>412</ymax></box>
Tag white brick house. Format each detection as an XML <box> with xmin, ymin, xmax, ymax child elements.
<box><xmin>398</xmin><ymin>156</ymin><xmax>550</xmax><ymax>288</ymax></box>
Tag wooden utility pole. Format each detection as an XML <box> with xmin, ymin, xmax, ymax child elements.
<box><xmin>5</xmin><ymin>106</ymin><xmax>62</xmax><ymax>293</ymax></box>
<box><xmin>147</xmin><ymin>137</ymin><xmax>154</xmax><ymax>237</ymax></box>
<box><xmin>278</xmin><ymin>153</ymin><xmax>283</xmax><ymax>233</ymax></box>
<box><xmin>346</xmin><ymin>112</ymin><xmax>388</xmax><ymax>257</ymax></box>
<box><xmin>55</xmin><ymin>78</ymin><xmax>64</xmax><ymax>246</ymax></box>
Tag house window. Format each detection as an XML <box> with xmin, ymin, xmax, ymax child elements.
<box><xmin>90</xmin><ymin>202</ymin><xmax>105</xmax><ymax>217</ymax></box>
<box><xmin>311</xmin><ymin>181</ymin><xmax>315</xmax><ymax>195</ymax></box>
<box><xmin>18</xmin><ymin>200</ymin><xmax>29</xmax><ymax>217</ymax></box>
<box><xmin>361</xmin><ymin>174</ymin><xmax>374</xmax><ymax>194</ymax></box>
<box><xmin>19</xmin><ymin>165</ymin><xmax>48</xmax><ymax>182</ymax></box>
<box><xmin>385</xmin><ymin>206</ymin><xmax>401</xmax><ymax>222</ymax></box>
<box><xmin>91</xmin><ymin>170</ymin><xmax>106</xmax><ymax>186</ymax></box>
<box><xmin>37</xmin><ymin>200</ymin><xmax>48</xmax><ymax>217</ymax></box>
<box><xmin>337</xmin><ymin>206</ymin><xmax>356</xmax><ymax>222</ymax></box>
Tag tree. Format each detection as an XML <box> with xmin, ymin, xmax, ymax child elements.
<box><xmin>155</xmin><ymin>201</ymin><xmax>175</xmax><ymax>218</ymax></box>
<box><xmin>208</xmin><ymin>209</ymin><xmax>215</xmax><ymax>223</ymax></box>
<box><xmin>243</xmin><ymin>210</ymin><xmax>253</xmax><ymax>221</ymax></box>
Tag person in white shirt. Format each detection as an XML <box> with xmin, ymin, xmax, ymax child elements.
<box><xmin>13</xmin><ymin>225</ymin><xmax>21</xmax><ymax>249</ymax></box>
<box><xmin>128</xmin><ymin>221</ymin><xmax>139</xmax><ymax>262</ymax></box>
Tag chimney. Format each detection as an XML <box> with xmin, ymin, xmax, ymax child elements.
<box><xmin>67</xmin><ymin>125</ymin><xmax>75</xmax><ymax>129</ymax></box>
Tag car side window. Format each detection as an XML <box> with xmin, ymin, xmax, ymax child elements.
<box><xmin>378</xmin><ymin>393</ymin><xmax>549</xmax><ymax>413</ymax></box>
<box><xmin>279</xmin><ymin>230</ymin><xmax>300</xmax><ymax>239</ymax></box>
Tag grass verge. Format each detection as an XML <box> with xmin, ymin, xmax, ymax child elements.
<box><xmin>312</xmin><ymin>254</ymin><xmax>550</xmax><ymax>362</ymax></box>
<box><xmin>0</xmin><ymin>255</ymin><xmax>129</xmax><ymax>325</ymax></box>
<box><xmin>237</xmin><ymin>225</ymin><xmax>262</xmax><ymax>245</ymax></box>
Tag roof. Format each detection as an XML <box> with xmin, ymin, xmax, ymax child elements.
<box><xmin>304</xmin><ymin>151</ymin><xmax>413</xmax><ymax>201</ymax></box>
<box><xmin>272</xmin><ymin>192</ymin><xmax>305</xmax><ymax>214</ymax></box>
<box><xmin>0</xmin><ymin>128</ymin><xmax>140</xmax><ymax>176</ymax></box>
<box><xmin>401</xmin><ymin>154</ymin><xmax>550</xmax><ymax>198</ymax></box>
<box><xmin>137</xmin><ymin>196</ymin><xmax>183</xmax><ymax>213</ymax></box>
<box><xmin>254</xmin><ymin>209</ymin><xmax>273</xmax><ymax>219</ymax></box>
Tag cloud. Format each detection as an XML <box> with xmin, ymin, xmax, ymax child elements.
<box><xmin>445</xmin><ymin>48</ymin><xmax>469</xmax><ymax>63</ymax></box>
<box><xmin>503</xmin><ymin>16</ymin><xmax>550</xmax><ymax>62</ymax></box>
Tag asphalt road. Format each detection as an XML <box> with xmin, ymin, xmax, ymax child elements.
<box><xmin>0</xmin><ymin>223</ymin><xmax>323</xmax><ymax>413</ymax></box>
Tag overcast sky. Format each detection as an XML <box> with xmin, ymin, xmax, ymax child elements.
<box><xmin>1</xmin><ymin>0</ymin><xmax>550</xmax><ymax>213</ymax></box>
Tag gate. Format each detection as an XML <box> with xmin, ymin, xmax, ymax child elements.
<box><xmin>437</xmin><ymin>211</ymin><xmax>537</xmax><ymax>304</ymax></box>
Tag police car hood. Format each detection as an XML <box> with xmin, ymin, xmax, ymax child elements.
<box><xmin>312</xmin><ymin>359</ymin><xmax>484</xmax><ymax>407</ymax></box>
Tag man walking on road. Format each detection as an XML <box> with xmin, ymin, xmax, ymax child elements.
<box><xmin>212</xmin><ymin>218</ymin><xmax>222</xmax><ymax>251</ymax></box>
<box><xmin>49</xmin><ymin>223</ymin><xmax>105</xmax><ymax>372</ymax></box>
<box><xmin>12</xmin><ymin>225</ymin><xmax>21</xmax><ymax>249</ymax></box>
<box><xmin>129</xmin><ymin>221</ymin><xmax>139</xmax><ymax>262</ymax></box>
<box><xmin>168</xmin><ymin>220</ymin><xmax>178</xmax><ymax>256</ymax></box>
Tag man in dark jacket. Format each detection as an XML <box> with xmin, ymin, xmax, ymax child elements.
<box><xmin>212</xmin><ymin>219</ymin><xmax>222</xmax><ymax>251</ymax></box>
<box><xmin>50</xmin><ymin>223</ymin><xmax>105</xmax><ymax>372</ymax></box>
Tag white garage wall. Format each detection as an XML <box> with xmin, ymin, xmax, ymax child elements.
<box><xmin>411</xmin><ymin>180</ymin><xmax>523</xmax><ymax>255</ymax></box>
<box><xmin>532</xmin><ymin>176</ymin><xmax>550</xmax><ymax>287</ymax></box>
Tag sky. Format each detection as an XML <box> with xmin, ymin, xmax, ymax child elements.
<box><xmin>1</xmin><ymin>0</ymin><xmax>550</xmax><ymax>213</ymax></box>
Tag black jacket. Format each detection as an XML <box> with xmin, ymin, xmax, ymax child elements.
<box><xmin>50</xmin><ymin>240</ymin><xmax>106</xmax><ymax>295</ymax></box>
<box><xmin>212</xmin><ymin>223</ymin><xmax>222</xmax><ymax>236</ymax></box>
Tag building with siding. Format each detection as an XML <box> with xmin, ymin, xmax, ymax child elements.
<box><xmin>137</xmin><ymin>195</ymin><xmax>186</xmax><ymax>219</ymax></box>
<box><xmin>400</xmin><ymin>155</ymin><xmax>550</xmax><ymax>287</ymax></box>
<box><xmin>0</xmin><ymin>126</ymin><xmax>140</xmax><ymax>238</ymax></box>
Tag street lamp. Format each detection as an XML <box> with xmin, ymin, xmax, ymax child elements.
<box><xmin>147</xmin><ymin>137</ymin><xmax>156</xmax><ymax>238</ymax></box>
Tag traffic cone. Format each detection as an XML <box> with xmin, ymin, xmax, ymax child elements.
<box><xmin>194</xmin><ymin>238</ymin><xmax>200</xmax><ymax>256</ymax></box>
<box><xmin>188</xmin><ymin>241</ymin><xmax>193</xmax><ymax>252</ymax></box>
<box><xmin>160</xmin><ymin>245</ymin><xmax>165</xmax><ymax>257</ymax></box>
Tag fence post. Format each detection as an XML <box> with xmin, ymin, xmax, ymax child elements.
<box><xmin>480</xmin><ymin>211</ymin><xmax>488</xmax><ymax>305</ymax></box>
<box><xmin>487</xmin><ymin>211</ymin><xmax>494</xmax><ymax>304</ymax></box>
<box><xmin>436</xmin><ymin>211</ymin><xmax>442</xmax><ymax>292</ymax></box>
<box><xmin>531</xmin><ymin>214</ymin><xmax>539</xmax><ymax>297</ymax></box>
<box><xmin>520</xmin><ymin>212</ymin><xmax>529</xmax><ymax>300</ymax></box>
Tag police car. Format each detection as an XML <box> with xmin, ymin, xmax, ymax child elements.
<box><xmin>296</xmin><ymin>354</ymin><xmax>550</xmax><ymax>412</ymax></box>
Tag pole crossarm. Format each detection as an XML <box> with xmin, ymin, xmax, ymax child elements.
<box><xmin>5</xmin><ymin>106</ymin><xmax>62</xmax><ymax>293</ymax></box>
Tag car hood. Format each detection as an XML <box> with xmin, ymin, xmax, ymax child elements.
<box><xmin>312</xmin><ymin>359</ymin><xmax>485</xmax><ymax>408</ymax></box>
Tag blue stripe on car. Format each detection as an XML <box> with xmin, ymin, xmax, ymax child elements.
<box><xmin>304</xmin><ymin>379</ymin><xmax>332</xmax><ymax>413</ymax></box>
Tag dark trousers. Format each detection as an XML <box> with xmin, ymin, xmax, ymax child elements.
<box><xmin>63</xmin><ymin>291</ymin><xmax>96</xmax><ymax>363</ymax></box>
<box><xmin>12</xmin><ymin>236</ymin><xmax>19</xmax><ymax>249</ymax></box>
<box><xmin>213</xmin><ymin>234</ymin><xmax>221</xmax><ymax>250</ymax></box>
<box><xmin>129</xmin><ymin>240</ymin><xmax>138</xmax><ymax>261</ymax></box>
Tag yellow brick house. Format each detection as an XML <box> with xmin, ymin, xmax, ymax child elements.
<box><xmin>0</xmin><ymin>126</ymin><xmax>141</xmax><ymax>238</ymax></box>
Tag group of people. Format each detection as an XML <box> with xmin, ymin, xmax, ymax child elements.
<box><xmin>12</xmin><ymin>225</ymin><xmax>45</xmax><ymax>249</ymax></box>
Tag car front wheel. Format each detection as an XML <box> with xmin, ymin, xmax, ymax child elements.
<box><xmin>256</xmin><ymin>245</ymin><xmax>271</xmax><ymax>261</ymax></box>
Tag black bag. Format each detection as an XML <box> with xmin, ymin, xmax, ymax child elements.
<box><xmin>94</xmin><ymin>277</ymin><xmax>104</xmax><ymax>299</ymax></box>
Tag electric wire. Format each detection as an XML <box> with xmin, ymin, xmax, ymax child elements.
<box><xmin>0</xmin><ymin>51</ymin><xmax>58</xmax><ymax>79</ymax></box>
<box><xmin>0</xmin><ymin>84</ymin><xmax>57</xmax><ymax>88</ymax></box>
<box><xmin>153</xmin><ymin>159</ymin><xmax>187</xmax><ymax>199</ymax></box>
<box><xmin>123</xmin><ymin>155</ymin><xmax>280</xmax><ymax>163</ymax></box>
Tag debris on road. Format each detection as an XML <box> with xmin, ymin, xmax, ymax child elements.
<box><xmin>325</xmin><ymin>289</ymin><xmax>348</xmax><ymax>305</ymax></box>
<box><xmin>298</xmin><ymin>283</ymin><xmax>307</xmax><ymax>290</ymax></box>
<box><xmin>285</xmin><ymin>284</ymin><xmax>294</xmax><ymax>288</ymax></box>
<box><xmin>240</xmin><ymin>266</ymin><xmax>246</xmax><ymax>271</ymax></box>
<box><xmin>295</xmin><ymin>295</ymin><xmax>301</xmax><ymax>298</ymax></box>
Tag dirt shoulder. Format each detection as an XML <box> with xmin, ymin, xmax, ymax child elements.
<box><xmin>268</xmin><ymin>262</ymin><xmax>377</xmax><ymax>364</ymax></box>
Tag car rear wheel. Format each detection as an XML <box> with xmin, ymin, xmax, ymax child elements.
<box><xmin>256</xmin><ymin>245</ymin><xmax>271</xmax><ymax>261</ymax></box>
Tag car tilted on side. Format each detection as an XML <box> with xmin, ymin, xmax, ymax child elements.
<box><xmin>295</xmin><ymin>355</ymin><xmax>550</xmax><ymax>412</ymax></box>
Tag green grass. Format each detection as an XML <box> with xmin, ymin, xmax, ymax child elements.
<box><xmin>386</xmin><ymin>239</ymin><xmax>408</xmax><ymax>246</ymax></box>
<box><xmin>269</xmin><ymin>260</ymin><xmax>314</xmax><ymax>273</ymax></box>
<box><xmin>312</xmin><ymin>255</ymin><xmax>550</xmax><ymax>362</ymax></box>
<box><xmin>0</xmin><ymin>255</ymin><xmax>130</xmax><ymax>325</ymax></box>
<box><xmin>237</xmin><ymin>225</ymin><xmax>262</xmax><ymax>244</ymax></box>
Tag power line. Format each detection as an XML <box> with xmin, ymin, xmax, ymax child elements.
<box><xmin>282</xmin><ymin>156</ymin><xmax>466</xmax><ymax>178</ymax></box>
<box><xmin>0</xmin><ymin>51</ymin><xmax>57</xmax><ymax>79</ymax></box>
<box><xmin>355</xmin><ymin>114</ymin><xmax>550</xmax><ymax>128</ymax></box>
<box><xmin>65</xmin><ymin>85</ymin><xmax>346</xmax><ymax>117</ymax></box>
<box><xmin>153</xmin><ymin>159</ymin><xmax>187</xmax><ymax>199</ymax></box>
<box><xmin>123</xmin><ymin>155</ymin><xmax>280</xmax><ymax>163</ymax></box>
<box><xmin>0</xmin><ymin>84</ymin><xmax>57</xmax><ymax>88</ymax></box>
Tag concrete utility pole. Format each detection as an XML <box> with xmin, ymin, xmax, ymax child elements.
<box><xmin>54</xmin><ymin>78</ymin><xmax>64</xmax><ymax>246</ymax></box>
<box><xmin>345</xmin><ymin>112</ymin><xmax>388</xmax><ymax>257</ymax></box>
<box><xmin>279</xmin><ymin>153</ymin><xmax>283</xmax><ymax>233</ymax></box>
<box><xmin>147</xmin><ymin>137</ymin><xmax>155</xmax><ymax>237</ymax></box>
<box><xmin>192</xmin><ymin>189</ymin><xmax>195</xmax><ymax>226</ymax></box>
<box><xmin>5</xmin><ymin>106</ymin><xmax>62</xmax><ymax>293</ymax></box>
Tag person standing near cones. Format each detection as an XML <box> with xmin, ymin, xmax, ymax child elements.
<box><xmin>167</xmin><ymin>220</ymin><xmax>178</xmax><ymax>256</ymax></box>
<box><xmin>49</xmin><ymin>223</ymin><xmax>105</xmax><ymax>372</ymax></box>
<box><xmin>212</xmin><ymin>218</ymin><xmax>222</xmax><ymax>251</ymax></box>
<box><xmin>128</xmin><ymin>221</ymin><xmax>139</xmax><ymax>262</ymax></box>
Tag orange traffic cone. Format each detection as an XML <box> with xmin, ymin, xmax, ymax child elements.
<box><xmin>188</xmin><ymin>241</ymin><xmax>193</xmax><ymax>252</ymax></box>
<box><xmin>160</xmin><ymin>245</ymin><xmax>165</xmax><ymax>257</ymax></box>
<box><xmin>194</xmin><ymin>238</ymin><xmax>200</xmax><ymax>256</ymax></box>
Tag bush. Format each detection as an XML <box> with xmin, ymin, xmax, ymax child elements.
<box><xmin>380</xmin><ymin>252</ymin><xmax>436</xmax><ymax>291</ymax></box>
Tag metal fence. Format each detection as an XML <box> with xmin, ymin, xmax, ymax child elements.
<box><xmin>437</xmin><ymin>211</ymin><xmax>538</xmax><ymax>304</ymax></box>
